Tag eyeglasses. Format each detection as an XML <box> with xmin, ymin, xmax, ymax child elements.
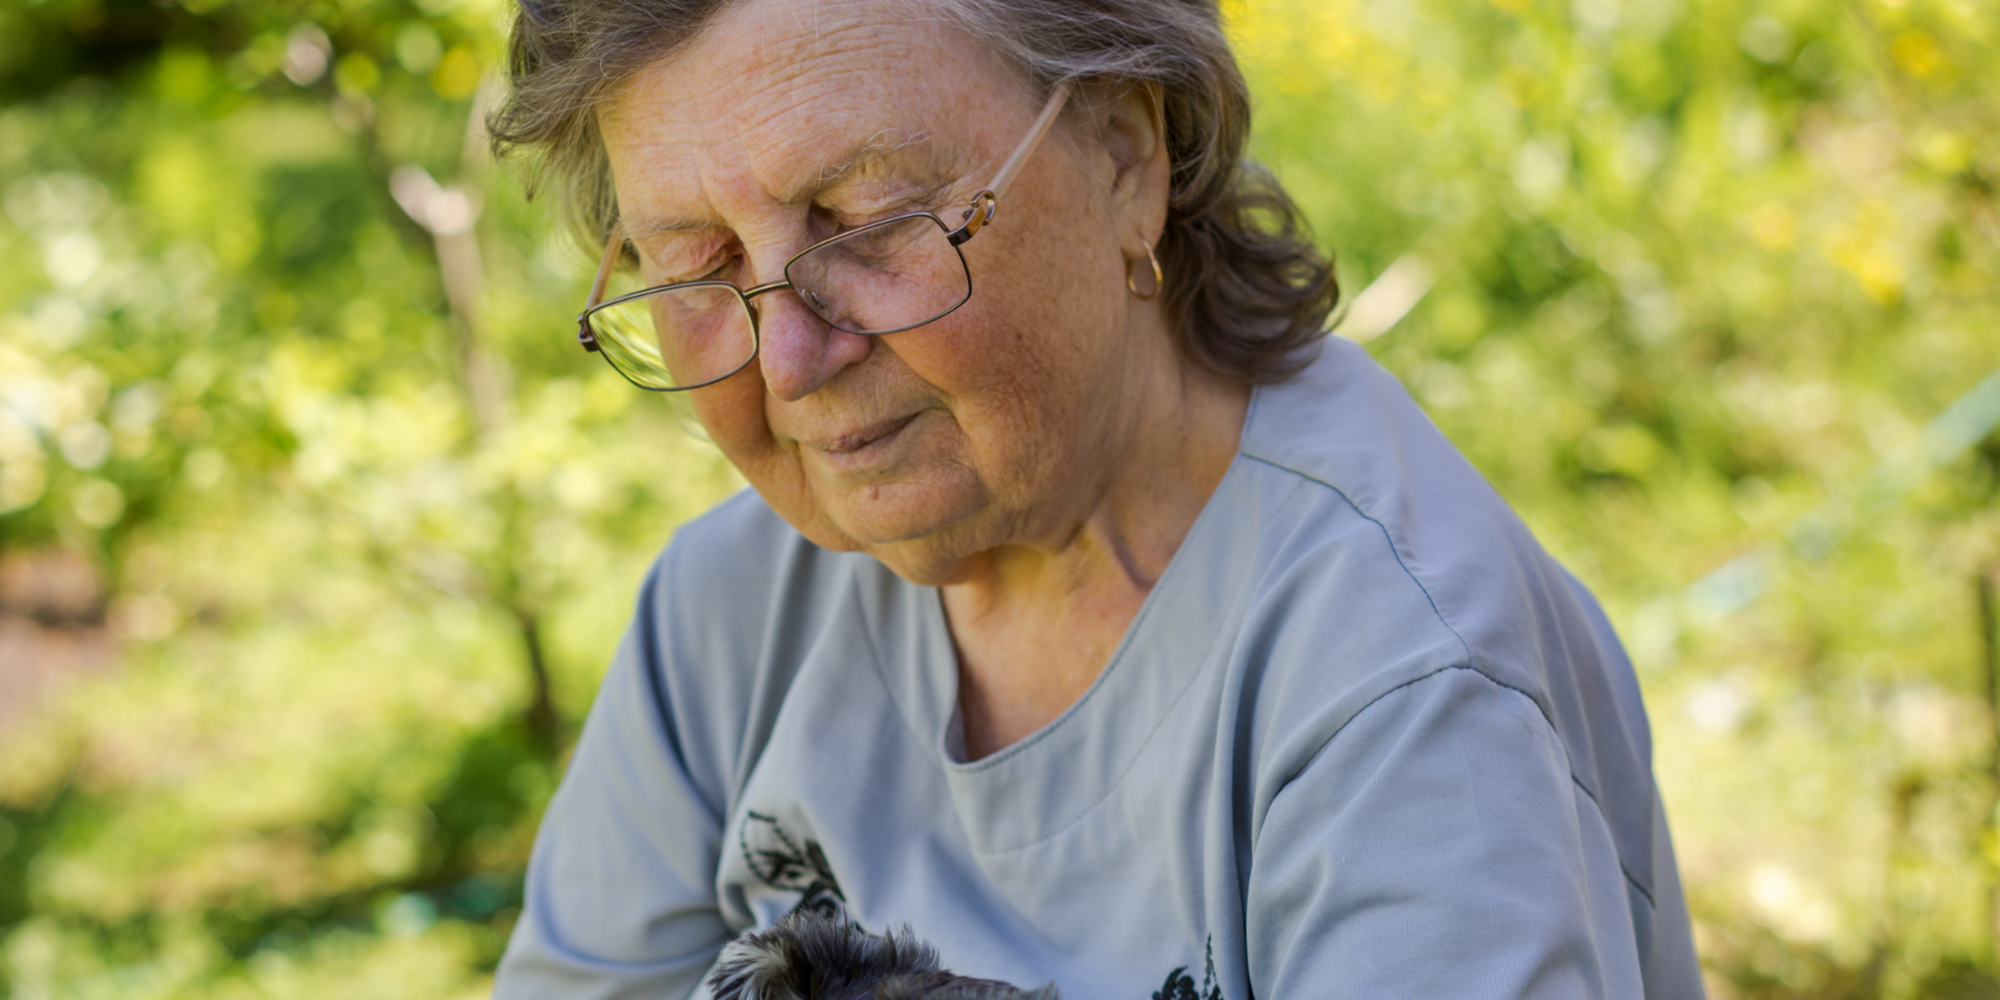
<box><xmin>576</xmin><ymin>82</ymin><xmax>1075</xmax><ymax>392</ymax></box>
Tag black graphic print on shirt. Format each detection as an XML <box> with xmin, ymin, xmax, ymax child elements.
<box><xmin>1152</xmin><ymin>936</ymin><xmax>1223</xmax><ymax>1000</ymax></box>
<box><xmin>739</xmin><ymin>810</ymin><xmax>849</xmax><ymax>920</ymax></box>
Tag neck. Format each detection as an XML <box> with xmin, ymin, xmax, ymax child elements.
<box><xmin>940</xmin><ymin>349</ymin><xmax>1249</xmax><ymax>759</ymax></box>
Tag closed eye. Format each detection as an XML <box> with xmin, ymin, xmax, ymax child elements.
<box><xmin>636</xmin><ymin>229</ymin><xmax>739</xmax><ymax>286</ymax></box>
<box><xmin>813</xmin><ymin>180</ymin><xmax>955</xmax><ymax>238</ymax></box>
<box><xmin>655</xmin><ymin>251</ymin><xmax>739</xmax><ymax>287</ymax></box>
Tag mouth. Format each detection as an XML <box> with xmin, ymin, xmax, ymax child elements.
<box><xmin>809</xmin><ymin>412</ymin><xmax>921</xmax><ymax>464</ymax></box>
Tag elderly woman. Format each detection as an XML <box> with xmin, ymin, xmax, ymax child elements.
<box><xmin>488</xmin><ymin>0</ymin><xmax>1703</xmax><ymax>997</ymax></box>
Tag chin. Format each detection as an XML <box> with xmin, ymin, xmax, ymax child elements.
<box><xmin>847</xmin><ymin>500</ymin><xmax>997</xmax><ymax>586</ymax></box>
<box><xmin>753</xmin><ymin>469</ymin><xmax>991</xmax><ymax>581</ymax></box>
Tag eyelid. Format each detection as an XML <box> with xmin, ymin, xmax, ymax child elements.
<box><xmin>823</xmin><ymin>203</ymin><xmax>913</xmax><ymax>228</ymax></box>
<box><xmin>642</xmin><ymin>235</ymin><xmax>737</xmax><ymax>284</ymax></box>
<box><xmin>821</xmin><ymin>196</ymin><xmax>955</xmax><ymax>238</ymax></box>
<box><xmin>822</xmin><ymin>176</ymin><xmax>956</xmax><ymax>219</ymax></box>
<box><xmin>675</xmin><ymin>254</ymin><xmax>736</xmax><ymax>285</ymax></box>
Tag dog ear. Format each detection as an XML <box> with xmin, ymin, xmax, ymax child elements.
<box><xmin>706</xmin><ymin>928</ymin><xmax>805</xmax><ymax>1000</ymax></box>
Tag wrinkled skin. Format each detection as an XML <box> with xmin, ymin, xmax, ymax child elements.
<box><xmin>600</xmin><ymin>0</ymin><xmax>1247</xmax><ymax>757</ymax></box>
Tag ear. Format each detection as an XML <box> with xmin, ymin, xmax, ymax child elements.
<box><xmin>1094</xmin><ymin>81</ymin><xmax>1170</xmax><ymax>258</ymax></box>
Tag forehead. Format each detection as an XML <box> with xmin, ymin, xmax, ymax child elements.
<box><xmin>598</xmin><ymin>0</ymin><xmax>1019</xmax><ymax>212</ymax></box>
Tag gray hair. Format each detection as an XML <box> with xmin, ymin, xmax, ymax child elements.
<box><xmin>489</xmin><ymin>0</ymin><xmax>1338</xmax><ymax>383</ymax></box>
<box><xmin>706</xmin><ymin>911</ymin><xmax>1060</xmax><ymax>1000</ymax></box>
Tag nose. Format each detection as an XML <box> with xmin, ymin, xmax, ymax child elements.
<box><xmin>752</xmin><ymin>286</ymin><xmax>873</xmax><ymax>403</ymax></box>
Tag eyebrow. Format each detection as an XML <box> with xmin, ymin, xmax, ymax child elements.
<box><xmin>623</xmin><ymin>129</ymin><xmax>949</xmax><ymax>242</ymax></box>
<box><xmin>807</xmin><ymin>128</ymin><xmax>935</xmax><ymax>192</ymax></box>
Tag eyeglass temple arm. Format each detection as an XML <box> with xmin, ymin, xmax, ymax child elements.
<box><xmin>987</xmin><ymin>80</ymin><xmax>1073</xmax><ymax>201</ymax></box>
<box><xmin>576</xmin><ymin>228</ymin><xmax>625</xmax><ymax>351</ymax></box>
<box><xmin>587</xmin><ymin>229</ymin><xmax>623</xmax><ymax>309</ymax></box>
<box><xmin>950</xmin><ymin>80</ymin><xmax>1072</xmax><ymax>244</ymax></box>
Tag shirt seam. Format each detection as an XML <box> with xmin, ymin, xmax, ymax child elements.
<box><xmin>1569</xmin><ymin>779</ymin><xmax>1657</xmax><ymax>908</ymax></box>
<box><xmin>1295</xmin><ymin>663</ymin><xmax>1657</xmax><ymax>910</ymax></box>
<box><xmin>1235</xmin><ymin>451</ymin><xmax>1608</xmax><ymax>815</ymax></box>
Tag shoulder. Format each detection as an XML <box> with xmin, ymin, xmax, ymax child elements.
<box><xmin>616</xmin><ymin>488</ymin><xmax>882</xmax><ymax>812</ymax></box>
<box><xmin>650</xmin><ymin>486</ymin><xmax>820</xmax><ymax>602</ymax></box>
<box><xmin>1234</xmin><ymin>338</ymin><xmax>1578</xmax><ymax>695</ymax></box>
<box><xmin>1239</xmin><ymin>339</ymin><xmax>1627</xmax><ymax>711</ymax></box>
<box><xmin>642</xmin><ymin>488</ymin><xmax>867</xmax><ymax>661</ymax></box>
<box><xmin>1240</xmin><ymin>337</ymin><xmax>1543</xmax><ymax>613</ymax></box>
<box><xmin>1235</xmin><ymin>339</ymin><xmax>1661</xmax><ymax>899</ymax></box>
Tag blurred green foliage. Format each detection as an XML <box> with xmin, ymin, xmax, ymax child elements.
<box><xmin>0</xmin><ymin>0</ymin><xmax>1993</xmax><ymax>995</ymax></box>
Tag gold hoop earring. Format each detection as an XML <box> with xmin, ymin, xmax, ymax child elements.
<box><xmin>1127</xmin><ymin>241</ymin><xmax>1163</xmax><ymax>302</ymax></box>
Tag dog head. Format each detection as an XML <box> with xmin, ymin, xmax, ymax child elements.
<box><xmin>706</xmin><ymin>911</ymin><xmax>1059</xmax><ymax>1000</ymax></box>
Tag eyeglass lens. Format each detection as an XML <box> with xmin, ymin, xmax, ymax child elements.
<box><xmin>589</xmin><ymin>283</ymin><xmax>751</xmax><ymax>391</ymax></box>
<box><xmin>588</xmin><ymin>213</ymin><xmax>971</xmax><ymax>391</ymax></box>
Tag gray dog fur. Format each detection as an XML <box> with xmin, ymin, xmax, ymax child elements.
<box><xmin>705</xmin><ymin>912</ymin><xmax>1060</xmax><ymax>1000</ymax></box>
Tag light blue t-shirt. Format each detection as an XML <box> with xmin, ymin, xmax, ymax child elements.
<box><xmin>494</xmin><ymin>338</ymin><xmax>1705</xmax><ymax>1000</ymax></box>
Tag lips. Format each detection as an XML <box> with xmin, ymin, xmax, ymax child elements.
<box><xmin>811</xmin><ymin>412</ymin><xmax>919</xmax><ymax>456</ymax></box>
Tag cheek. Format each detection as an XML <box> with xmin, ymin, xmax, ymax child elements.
<box><xmin>689</xmin><ymin>373</ymin><xmax>811</xmax><ymax>503</ymax></box>
<box><xmin>924</xmin><ymin>209</ymin><xmax>1126</xmax><ymax>453</ymax></box>
<box><xmin>690</xmin><ymin>372</ymin><xmax>868</xmax><ymax>547</ymax></box>
<box><xmin>688</xmin><ymin>372</ymin><xmax>771</xmax><ymax>456</ymax></box>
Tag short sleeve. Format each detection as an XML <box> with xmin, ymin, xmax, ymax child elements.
<box><xmin>491</xmin><ymin>584</ymin><xmax>735</xmax><ymax>1000</ymax></box>
<box><xmin>1247</xmin><ymin>667</ymin><xmax>1646</xmax><ymax>999</ymax></box>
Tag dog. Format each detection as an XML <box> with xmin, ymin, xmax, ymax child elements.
<box><xmin>706</xmin><ymin>910</ymin><xmax>1060</xmax><ymax>1000</ymax></box>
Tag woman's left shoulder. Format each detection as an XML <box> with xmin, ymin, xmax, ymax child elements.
<box><xmin>1236</xmin><ymin>338</ymin><xmax>1640</xmax><ymax>717</ymax></box>
<box><xmin>1226</xmin><ymin>338</ymin><xmax>1662</xmax><ymax>896</ymax></box>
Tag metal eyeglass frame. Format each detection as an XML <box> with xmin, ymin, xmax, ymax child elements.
<box><xmin>576</xmin><ymin>80</ymin><xmax>1075</xmax><ymax>392</ymax></box>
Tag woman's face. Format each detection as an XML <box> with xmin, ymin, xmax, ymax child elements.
<box><xmin>599</xmin><ymin>0</ymin><xmax>1166</xmax><ymax>585</ymax></box>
